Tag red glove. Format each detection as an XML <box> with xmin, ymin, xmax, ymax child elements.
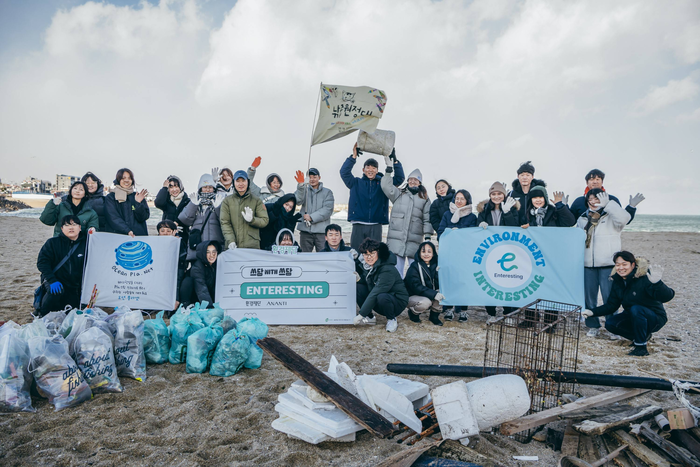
<box><xmin>294</xmin><ymin>170</ymin><xmax>304</xmax><ymax>184</ymax></box>
<box><xmin>251</xmin><ymin>156</ymin><xmax>262</xmax><ymax>168</ymax></box>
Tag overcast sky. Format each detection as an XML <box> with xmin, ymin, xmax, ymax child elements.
<box><xmin>1</xmin><ymin>0</ymin><xmax>699</xmax><ymax>214</ymax></box>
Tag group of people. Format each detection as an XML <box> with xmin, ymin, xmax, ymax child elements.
<box><xmin>35</xmin><ymin>145</ymin><xmax>674</xmax><ymax>356</ymax></box>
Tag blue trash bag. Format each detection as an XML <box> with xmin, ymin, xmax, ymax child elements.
<box><xmin>143</xmin><ymin>311</ymin><xmax>170</xmax><ymax>364</ymax></box>
<box><xmin>168</xmin><ymin>310</ymin><xmax>204</xmax><ymax>364</ymax></box>
<box><xmin>236</xmin><ymin>317</ymin><xmax>269</xmax><ymax>369</ymax></box>
<box><xmin>185</xmin><ymin>322</ymin><xmax>224</xmax><ymax>374</ymax></box>
<box><xmin>0</xmin><ymin>322</ymin><xmax>35</xmax><ymax>413</ymax></box>
<box><xmin>220</xmin><ymin>315</ymin><xmax>237</xmax><ymax>335</ymax></box>
<box><xmin>196</xmin><ymin>302</ymin><xmax>225</xmax><ymax>327</ymax></box>
<box><xmin>209</xmin><ymin>329</ymin><xmax>251</xmax><ymax>377</ymax></box>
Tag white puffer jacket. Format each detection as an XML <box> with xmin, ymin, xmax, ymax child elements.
<box><xmin>381</xmin><ymin>173</ymin><xmax>433</xmax><ymax>258</ymax></box>
<box><xmin>576</xmin><ymin>200</ymin><xmax>631</xmax><ymax>267</ymax></box>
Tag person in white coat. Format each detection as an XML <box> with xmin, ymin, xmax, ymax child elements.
<box><xmin>381</xmin><ymin>168</ymin><xmax>433</xmax><ymax>278</ymax></box>
<box><xmin>576</xmin><ymin>188</ymin><xmax>631</xmax><ymax>337</ymax></box>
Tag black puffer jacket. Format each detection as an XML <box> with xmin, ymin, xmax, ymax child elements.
<box><xmin>260</xmin><ymin>193</ymin><xmax>301</xmax><ymax>250</ymax></box>
<box><xmin>359</xmin><ymin>243</ymin><xmax>409</xmax><ymax>317</ymax></box>
<box><xmin>509</xmin><ymin>179</ymin><xmax>546</xmax><ymax>225</ymax></box>
<box><xmin>404</xmin><ymin>241</ymin><xmax>439</xmax><ymax>300</ymax></box>
<box><xmin>84</xmin><ymin>182</ymin><xmax>107</xmax><ymax>231</ymax></box>
<box><xmin>429</xmin><ymin>188</ymin><xmax>455</xmax><ymax>233</ymax></box>
<box><xmin>475</xmin><ymin>199</ymin><xmax>521</xmax><ymax>226</ymax></box>
<box><xmin>104</xmin><ymin>192</ymin><xmax>150</xmax><ymax>236</ymax></box>
<box><xmin>190</xmin><ymin>240</ymin><xmax>221</xmax><ymax>305</ymax></box>
<box><xmin>36</xmin><ymin>231</ymin><xmax>88</xmax><ymax>290</ymax></box>
<box><xmin>525</xmin><ymin>203</ymin><xmax>577</xmax><ymax>227</ymax></box>
<box><xmin>591</xmin><ymin>258</ymin><xmax>674</xmax><ymax>321</ymax></box>
<box><xmin>155</xmin><ymin>187</ymin><xmax>191</xmax><ymax>224</ymax></box>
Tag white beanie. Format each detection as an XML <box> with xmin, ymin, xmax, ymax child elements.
<box><xmin>407</xmin><ymin>169</ymin><xmax>423</xmax><ymax>183</ymax></box>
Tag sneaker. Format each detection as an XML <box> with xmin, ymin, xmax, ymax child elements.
<box><xmin>458</xmin><ymin>311</ymin><xmax>468</xmax><ymax>322</ymax></box>
<box><xmin>353</xmin><ymin>314</ymin><xmax>376</xmax><ymax>325</ymax></box>
<box><xmin>628</xmin><ymin>345</ymin><xmax>649</xmax><ymax>357</ymax></box>
<box><xmin>609</xmin><ymin>333</ymin><xmax>621</xmax><ymax>341</ymax></box>
<box><xmin>443</xmin><ymin>308</ymin><xmax>454</xmax><ymax>321</ymax></box>
<box><xmin>586</xmin><ymin>328</ymin><xmax>600</xmax><ymax>338</ymax></box>
<box><xmin>386</xmin><ymin>319</ymin><xmax>398</xmax><ymax>333</ymax></box>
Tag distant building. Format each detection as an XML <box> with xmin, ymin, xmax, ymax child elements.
<box><xmin>20</xmin><ymin>177</ymin><xmax>53</xmax><ymax>194</ymax></box>
<box><xmin>56</xmin><ymin>174</ymin><xmax>79</xmax><ymax>193</ymax></box>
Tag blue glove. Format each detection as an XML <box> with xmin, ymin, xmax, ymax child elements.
<box><xmin>49</xmin><ymin>282</ymin><xmax>63</xmax><ymax>294</ymax></box>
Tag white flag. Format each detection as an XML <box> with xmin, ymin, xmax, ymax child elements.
<box><xmin>311</xmin><ymin>84</ymin><xmax>387</xmax><ymax>146</ymax></box>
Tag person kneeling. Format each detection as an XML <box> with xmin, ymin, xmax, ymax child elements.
<box><xmin>354</xmin><ymin>239</ymin><xmax>409</xmax><ymax>333</ymax></box>
<box><xmin>36</xmin><ymin>215</ymin><xmax>87</xmax><ymax>316</ymax></box>
<box><xmin>181</xmin><ymin>240</ymin><xmax>221</xmax><ymax>308</ymax></box>
<box><xmin>404</xmin><ymin>241</ymin><xmax>444</xmax><ymax>326</ymax></box>
<box><xmin>582</xmin><ymin>251</ymin><xmax>674</xmax><ymax>356</ymax></box>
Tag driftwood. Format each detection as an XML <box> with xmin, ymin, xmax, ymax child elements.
<box><xmin>375</xmin><ymin>439</ymin><xmax>444</xmax><ymax>467</ymax></box>
<box><xmin>573</xmin><ymin>406</ymin><xmax>663</xmax><ymax>436</ymax></box>
<box><xmin>578</xmin><ymin>434</ymin><xmax>600</xmax><ymax>464</ymax></box>
<box><xmin>601</xmin><ymin>435</ymin><xmax>634</xmax><ymax>467</ymax></box>
<box><xmin>674</xmin><ymin>430</ymin><xmax>700</xmax><ymax>460</ymax></box>
<box><xmin>638</xmin><ymin>424</ymin><xmax>700</xmax><ymax>467</ymax></box>
<box><xmin>611</xmin><ymin>430</ymin><xmax>671</xmax><ymax>467</ymax></box>
<box><xmin>560</xmin><ymin>404</ymin><xmax>636</xmax><ymax>420</ymax></box>
<box><xmin>561</xmin><ymin>422</ymin><xmax>580</xmax><ymax>457</ymax></box>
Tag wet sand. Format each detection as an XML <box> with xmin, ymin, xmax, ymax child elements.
<box><xmin>1</xmin><ymin>216</ymin><xmax>699</xmax><ymax>466</ymax></box>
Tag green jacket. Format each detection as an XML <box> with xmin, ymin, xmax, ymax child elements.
<box><xmin>220</xmin><ymin>189</ymin><xmax>269</xmax><ymax>249</ymax></box>
<box><xmin>40</xmin><ymin>198</ymin><xmax>99</xmax><ymax>237</ymax></box>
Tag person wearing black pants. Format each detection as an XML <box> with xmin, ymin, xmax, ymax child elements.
<box><xmin>582</xmin><ymin>251</ymin><xmax>674</xmax><ymax>356</ymax></box>
<box><xmin>353</xmin><ymin>239</ymin><xmax>409</xmax><ymax>333</ymax></box>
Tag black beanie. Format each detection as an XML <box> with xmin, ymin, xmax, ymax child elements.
<box><xmin>517</xmin><ymin>161</ymin><xmax>535</xmax><ymax>175</ymax></box>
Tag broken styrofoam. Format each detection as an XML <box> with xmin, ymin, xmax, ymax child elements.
<box><xmin>366</xmin><ymin>375</ymin><xmax>430</xmax><ymax>402</ymax></box>
<box><xmin>272</xmin><ymin>416</ymin><xmax>355</xmax><ymax>444</ymax></box>
<box><xmin>275</xmin><ymin>392</ymin><xmax>362</xmax><ymax>438</ymax></box>
<box><xmin>431</xmin><ymin>380</ymin><xmax>480</xmax><ymax>440</ymax></box>
<box><xmin>335</xmin><ymin>362</ymin><xmax>360</xmax><ymax>398</ymax></box>
<box><xmin>360</xmin><ymin>377</ymin><xmax>423</xmax><ymax>434</ymax></box>
<box><xmin>287</xmin><ymin>385</ymin><xmax>336</xmax><ymax>411</ymax></box>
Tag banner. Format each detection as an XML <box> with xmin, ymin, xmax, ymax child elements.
<box><xmin>81</xmin><ymin>232</ymin><xmax>180</xmax><ymax>310</ymax></box>
<box><xmin>311</xmin><ymin>84</ymin><xmax>387</xmax><ymax>145</ymax></box>
<box><xmin>438</xmin><ymin>227</ymin><xmax>585</xmax><ymax>308</ymax></box>
<box><xmin>215</xmin><ymin>249</ymin><xmax>356</xmax><ymax>325</ymax></box>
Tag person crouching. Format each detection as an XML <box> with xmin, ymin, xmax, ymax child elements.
<box><xmin>354</xmin><ymin>239</ymin><xmax>409</xmax><ymax>333</ymax></box>
<box><xmin>404</xmin><ymin>241</ymin><xmax>444</xmax><ymax>326</ymax></box>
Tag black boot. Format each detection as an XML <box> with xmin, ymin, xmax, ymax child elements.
<box><xmin>429</xmin><ymin>310</ymin><xmax>443</xmax><ymax>326</ymax></box>
<box><xmin>628</xmin><ymin>345</ymin><xmax>649</xmax><ymax>356</ymax></box>
<box><xmin>408</xmin><ymin>308</ymin><xmax>421</xmax><ymax>323</ymax></box>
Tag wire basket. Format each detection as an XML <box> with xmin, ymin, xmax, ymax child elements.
<box><xmin>483</xmin><ymin>299</ymin><xmax>582</xmax><ymax>441</ymax></box>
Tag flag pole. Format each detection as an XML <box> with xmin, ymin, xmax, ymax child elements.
<box><xmin>301</xmin><ymin>82</ymin><xmax>322</xmax><ymax>227</ymax></box>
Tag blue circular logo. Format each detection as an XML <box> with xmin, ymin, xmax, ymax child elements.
<box><xmin>115</xmin><ymin>241</ymin><xmax>153</xmax><ymax>270</ymax></box>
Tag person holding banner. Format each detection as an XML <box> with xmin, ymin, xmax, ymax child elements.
<box><xmin>508</xmin><ymin>161</ymin><xmax>547</xmax><ymax>225</ymax></box>
<box><xmin>569</xmin><ymin>169</ymin><xmax>642</xmax><ymax>222</ymax></box>
<box><xmin>36</xmin><ymin>215</ymin><xmax>87</xmax><ymax>316</ymax></box>
<box><xmin>522</xmin><ymin>186</ymin><xmax>576</xmax><ymax>228</ymax></box>
<box><xmin>178</xmin><ymin>174</ymin><xmax>225</xmax><ymax>261</ymax></box>
<box><xmin>429</xmin><ymin>179</ymin><xmax>455</xmax><ymax>234</ymax></box>
<box><xmin>220</xmin><ymin>170</ymin><xmax>269</xmax><ymax>250</ymax></box>
<box><xmin>382</xmin><ymin>168</ymin><xmax>433</xmax><ymax>278</ymax></box>
<box><xmin>354</xmin><ymin>239</ymin><xmax>409</xmax><ymax>333</ymax></box>
<box><xmin>296</xmin><ymin>168</ymin><xmax>335</xmax><ymax>252</ymax></box>
<box><xmin>81</xmin><ymin>172</ymin><xmax>107</xmax><ymax>231</ymax></box>
<box><xmin>181</xmin><ymin>240</ymin><xmax>222</xmax><ymax>307</ymax></box>
<box><xmin>40</xmin><ymin>181</ymin><xmax>99</xmax><ymax>237</ymax></box>
<box><xmin>582</xmin><ymin>251</ymin><xmax>674</xmax><ymax>356</ymax></box>
<box><xmin>340</xmin><ymin>143</ymin><xmax>405</xmax><ymax>250</ymax></box>
<box><xmin>577</xmin><ymin>188</ymin><xmax>632</xmax><ymax>337</ymax></box>
<box><xmin>104</xmin><ymin>168</ymin><xmax>150</xmax><ymax>237</ymax></box>
<box><xmin>404</xmin><ymin>241</ymin><xmax>445</xmax><ymax>326</ymax></box>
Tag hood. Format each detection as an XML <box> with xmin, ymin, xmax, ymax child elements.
<box><xmin>610</xmin><ymin>256</ymin><xmax>650</xmax><ymax>279</ymax></box>
<box><xmin>273</xmin><ymin>193</ymin><xmax>297</xmax><ymax>213</ymax></box>
<box><xmin>275</xmin><ymin>228</ymin><xmax>295</xmax><ymax>246</ymax></box>
<box><xmin>376</xmin><ymin>242</ymin><xmax>396</xmax><ymax>266</ymax></box>
<box><xmin>168</xmin><ymin>175</ymin><xmax>185</xmax><ymax>194</ymax></box>
<box><xmin>412</xmin><ymin>241</ymin><xmax>438</xmax><ymax>265</ymax></box>
<box><xmin>476</xmin><ymin>198</ymin><xmax>521</xmax><ymax>213</ymax></box>
<box><xmin>511</xmin><ymin>178</ymin><xmax>546</xmax><ymax>192</ymax></box>
<box><xmin>435</xmin><ymin>187</ymin><xmax>455</xmax><ymax>201</ymax></box>
<box><xmin>58</xmin><ymin>230</ymin><xmax>87</xmax><ymax>243</ymax></box>
<box><xmin>195</xmin><ymin>240</ymin><xmax>222</xmax><ymax>264</ymax></box>
<box><xmin>197</xmin><ymin>174</ymin><xmax>216</xmax><ymax>191</ymax></box>
<box><xmin>264</xmin><ymin>173</ymin><xmax>283</xmax><ymax>193</ymax></box>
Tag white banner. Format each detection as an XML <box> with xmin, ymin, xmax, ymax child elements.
<box><xmin>215</xmin><ymin>249</ymin><xmax>356</xmax><ymax>325</ymax></box>
<box><xmin>311</xmin><ymin>84</ymin><xmax>387</xmax><ymax>146</ymax></box>
<box><xmin>81</xmin><ymin>232</ymin><xmax>179</xmax><ymax>310</ymax></box>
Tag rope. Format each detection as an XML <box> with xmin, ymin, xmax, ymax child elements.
<box><xmin>671</xmin><ymin>379</ymin><xmax>700</xmax><ymax>425</ymax></box>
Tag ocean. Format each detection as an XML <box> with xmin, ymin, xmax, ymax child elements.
<box><xmin>2</xmin><ymin>208</ymin><xmax>699</xmax><ymax>233</ymax></box>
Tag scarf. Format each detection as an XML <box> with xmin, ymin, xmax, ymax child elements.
<box><xmin>530</xmin><ymin>206</ymin><xmax>547</xmax><ymax>227</ymax></box>
<box><xmin>407</xmin><ymin>186</ymin><xmax>420</xmax><ymax>195</ymax></box>
<box><xmin>217</xmin><ymin>183</ymin><xmax>233</xmax><ymax>194</ymax></box>
<box><xmin>110</xmin><ymin>185</ymin><xmax>134</xmax><ymax>203</ymax></box>
<box><xmin>584</xmin><ymin>210</ymin><xmax>602</xmax><ymax>248</ymax></box>
<box><xmin>170</xmin><ymin>191</ymin><xmax>185</xmax><ymax>207</ymax></box>
<box><xmin>449</xmin><ymin>202</ymin><xmax>472</xmax><ymax>224</ymax></box>
<box><xmin>199</xmin><ymin>191</ymin><xmax>216</xmax><ymax>207</ymax></box>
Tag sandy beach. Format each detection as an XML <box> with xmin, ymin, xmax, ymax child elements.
<box><xmin>1</xmin><ymin>216</ymin><xmax>699</xmax><ymax>466</ymax></box>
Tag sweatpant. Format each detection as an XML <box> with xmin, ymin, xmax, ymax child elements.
<box><xmin>584</xmin><ymin>266</ymin><xmax>614</xmax><ymax>328</ymax></box>
<box><xmin>485</xmin><ymin>306</ymin><xmax>515</xmax><ymax>317</ymax></box>
<box><xmin>39</xmin><ymin>286</ymin><xmax>81</xmax><ymax>317</ymax></box>
<box><xmin>408</xmin><ymin>295</ymin><xmax>442</xmax><ymax>313</ymax></box>
<box><xmin>356</xmin><ymin>283</ymin><xmax>369</xmax><ymax>308</ymax></box>
<box><xmin>604</xmin><ymin>305</ymin><xmax>666</xmax><ymax>345</ymax></box>
<box><xmin>373</xmin><ymin>293</ymin><xmax>404</xmax><ymax>320</ymax></box>
<box><xmin>350</xmin><ymin>224</ymin><xmax>382</xmax><ymax>250</ymax></box>
<box><xmin>395</xmin><ymin>255</ymin><xmax>414</xmax><ymax>279</ymax></box>
<box><xmin>299</xmin><ymin>232</ymin><xmax>326</xmax><ymax>252</ymax></box>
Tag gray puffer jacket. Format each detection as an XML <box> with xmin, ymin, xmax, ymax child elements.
<box><xmin>178</xmin><ymin>174</ymin><xmax>225</xmax><ymax>261</ymax></box>
<box><xmin>296</xmin><ymin>182</ymin><xmax>335</xmax><ymax>234</ymax></box>
<box><xmin>381</xmin><ymin>174</ymin><xmax>433</xmax><ymax>258</ymax></box>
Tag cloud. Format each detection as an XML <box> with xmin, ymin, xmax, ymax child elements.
<box><xmin>677</xmin><ymin>107</ymin><xmax>700</xmax><ymax>122</ymax></box>
<box><xmin>631</xmin><ymin>76</ymin><xmax>699</xmax><ymax>116</ymax></box>
<box><xmin>507</xmin><ymin>134</ymin><xmax>534</xmax><ymax>149</ymax></box>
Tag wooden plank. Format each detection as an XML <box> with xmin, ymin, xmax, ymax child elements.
<box><xmin>559</xmin><ymin>404</ymin><xmax>636</xmax><ymax>420</ymax></box>
<box><xmin>561</xmin><ymin>422</ymin><xmax>580</xmax><ymax>457</ymax></box>
<box><xmin>611</xmin><ymin>429</ymin><xmax>671</xmax><ymax>467</ymax></box>
<box><xmin>601</xmin><ymin>435</ymin><xmax>633</xmax><ymax>467</ymax></box>
<box><xmin>573</xmin><ymin>405</ymin><xmax>663</xmax><ymax>436</ymax></box>
<box><xmin>579</xmin><ymin>434</ymin><xmax>600</xmax><ymax>464</ymax></box>
<box><xmin>638</xmin><ymin>425</ymin><xmax>700</xmax><ymax>467</ymax></box>
<box><xmin>500</xmin><ymin>388</ymin><xmax>649</xmax><ymax>436</ymax></box>
<box><xmin>375</xmin><ymin>439</ymin><xmax>443</xmax><ymax>467</ymax></box>
<box><xmin>257</xmin><ymin>337</ymin><xmax>396</xmax><ymax>438</ymax></box>
<box><xmin>674</xmin><ymin>431</ymin><xmax>700</xmax><ymax>460</ymax></box>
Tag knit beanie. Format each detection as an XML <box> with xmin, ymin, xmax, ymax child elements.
<box><xmin>517</xmin><ymin>161</ymin><xmax>535</xmax><ymax>175</ymax></box>
<box><xmin>528</xmin><ymin>185</ymin><xmax>548</xmax><ymax>201</ymax></box>
<box><xmin>489</xmin><ymin>181</ymin><xmax>507</xmax><ymax>196</ymax></box>
<box><xmin>407</xmin><ymin>169</ymin><xmax>423</xmax><ymax>183</ymax></box>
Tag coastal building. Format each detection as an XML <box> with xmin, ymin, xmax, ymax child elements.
<box><xmin>56</xmin><ymin>174</ymin><xmax>79</xmax><ymax>193</ymax></box>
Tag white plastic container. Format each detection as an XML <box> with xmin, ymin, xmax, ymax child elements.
<box><xmin>357</xmin><ymin>129</ymin><xmax>396</xmax><ymax>157</ymax></box>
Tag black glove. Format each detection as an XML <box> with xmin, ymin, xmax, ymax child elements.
<box><xmin>389</xmin><ymin>148</ymin><xmax>397</xmax><ymax>163</ymax></box>
<box><xmin>292</xmin><ymin>212</ymin><xmax>303</xmax><ymax>222</ymax></box>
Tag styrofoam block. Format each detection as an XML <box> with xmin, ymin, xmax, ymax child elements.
<box><xmin>361</xmin><ymin>377</ymin><xmax>423</xmax><ymax>433</ymax></box>
<box><xmin>275</xmin><ymin>393</ymin><xmax>362</xmax><ymax>438</ymax></box>
<box><xmin>465</xmin><ymin>374</ymin><xmax>530</xmax><ymax>430</ymax></box>
<box><xmin>366</xmin><ymin>375</ymin><xmax>429</xmax><ymax>402</ymax></box>
<box><xmin>413</xmin><ymin>394</ymin><xmax>431</xmax><ymax>410</ymax></box>
<box><xmin>291</xmin><ymin>379</ymin><xmax>307</xmax><ymax>389</ymax></box>
<box><xmin>287</xmin><ymin>386</ymin><xmax>336</xmax><ymax>411</ymax></box>
<box><xmin>431</xmin><ymin>381</ymin><xmax>479</xmax><ymax>440</ymax></box>
<box><xmin>335</xmin><ymin>363</ymin><xmax>360</xmax><ymax>397</ymax></box>
<box><xmin>272</xmin><ymin>416</ymin><xmax>356</xmax><ymax>444</ymax></box>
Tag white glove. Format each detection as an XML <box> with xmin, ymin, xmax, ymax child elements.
<box><xmin>354</xmin><ymin>271</ymin><xmax>361</xmax><ymax>283</ymax></box>
<box><xmin>479</xmin><ymin>221</ymin><xmax>488</xmax><ymax>230</ymax></box>
<box><xmin>383</xmin><ymin>155</ymin><xmax>393</xmax><ymax>168</ymax></box>
<box><xmin>503</xmin><ymin>197</ymin><xmax>517</xmax><ymax>212</ymax></box>
<box><xmin>435</xmin><ymin>293</ymin><xmax>445</xmax><ymax>302</ymax></box>
<box><xmin>304</xmin><ymin>219</ymin><xmax>311</xmax><ymax>228</ymax></box>
<box><xmin>629</xmin><ymin>193</ymin><xmax>645</xmax><ymax>208</ymax></box>
<box><xmin>581</xmin><ymin>309</ymin><xmax>594</xmax><ymax>318</ymax></box>
<box><xmin>52</xmin><ymin>196</ymin><xmax>61</xmax><ymax>205</ymax></box>
<box><xmin>436</xmin><ymin>266</ymin><xmax>440</xmax><ymax>271</ymax></box>
<box><xmin>228</xmin><ymin>242</ymin><xmax>237</xmax><ymax>250</ymax></box>
<box><xmin>242</xmin><ymin>206</ymin><xmax>254</xmax><ymax>223</ymax></box>
<box><xmin>596</xmin><ymin>192</ymin><xmax>610</xmax><ymax>208</ymax></box>
<box><xmin>647</xmin><ymin>265</ymin><xmax>663</xmax><ymax>283</ymax></box>
<box><xmin>211</xmin><ymin>167</ymin><xmax>220</xmax><ymax>183</ymax></box>
<box><xmin>189</xmin><ymin>192</ymin><xmax>199</xmax><ymax>205</ymax></box>
<box><xmin>561</xmin><ymin>194</ymin><xmax>569</xmax><ymax>205</ymax></box>
<box><xmin>350</xmin><ymin>248</ymin><xmax>359</xmax><ymax>260</ymax></box>
<box><xmin>87</xmin><ymin>227</ymin><xmax>96</xmax><ymax>235</ymax></box>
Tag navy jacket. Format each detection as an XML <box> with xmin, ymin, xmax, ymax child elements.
<box><xmin>340</xmin><ymin>157</ymin><xmax>404</xmax><ymax>224</ymax></box>
<box><xmin>509</xmin><ymin>179</ymin><xmax>546</xmax><ymax>225</ymax></box>
<box><xmin>104</xmin><ymin>192</ymin><xmax>150</xmax><ymax>236</ymax></box>
<box><xmin>570</xmin><ymin>192</ymin><xmax>636</xmax><ymax>223</ymax></box>
<box><xmin>37</xmin><ymin>231</ymin><xmax>87</xmax><ymax>290</ymax></box>
<box><xmin>437</xmin><ymin>211</ymin><xmax>477</xmax><ymax>239</ymax></box>
<box><xmin>429</xmin><ymin>189</ymin><xmax>455</xmax><ymax>233</ymax></box>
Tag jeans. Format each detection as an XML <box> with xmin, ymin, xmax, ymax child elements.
<box><xmin>40</xmin><ymin>286</ymin><xmax>81</xmax><ymax>317</ymax></box>
<box><xmin>373</xmin><ymin>293</ymin><xmax>403</xmax><ymax>320</ymax></box>
<box><xmin>604</xmin><ymin>305</ymin><xmax>666</xmax><ymax>345</ymax></box>
<box><xmin>395</xmin><ymin>256</ymin><xmax>414</xmax><ymax>279</ymax></box>
<box><xmin>584</xmin><ymin>266</ymin><xmax>614</xmax><ymax>328</ymax></box>
<box><xmin>299</xmin><ymin>232</ymin><xmax>326</xmax><ymax>252</ymax></box>
<box><xmin>350</xmin><ymin>224</ymin><xmax>382</xmax><ymax>250</ymax></box>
